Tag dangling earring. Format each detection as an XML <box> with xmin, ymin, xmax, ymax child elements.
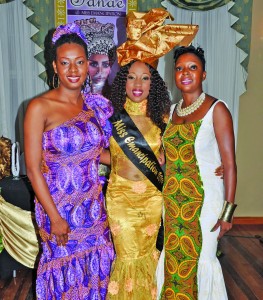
<box><xmin>87</xmin><ymin>74</ymin><xmax>92</xmax><ymax>87</ymax></box>
<box><xmin>82</xmin><ymin>77</ymin><xmax>89</xmax><ymax>93</ymax></box>
<box><xmin>85</xmin><ymin>74</ymin><xmax>93</xmax><ymax>93</ymax></box>
<box><xmin>82</xmin><ymin>78</ymin><xmax>87</xmax><ymax>89</ymax></box>
<box><xmin>52</xmin><ymin>73</ymin><xmax>59</xmax><ymax>89</ymax></box>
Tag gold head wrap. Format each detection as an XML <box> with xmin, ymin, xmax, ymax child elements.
<box><xmin>117</xmin><ymin>8</ymin><xmax>199</xmax><ymax>67</ymax></box>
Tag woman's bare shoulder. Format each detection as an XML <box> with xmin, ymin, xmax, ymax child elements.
<box><xmin>27</xmin><ymin>90</ymin><xmax>57</xmax><ymax>113</ymax></box>
<box><xmin>205</xmin><ymin>95</ymin><xmax>230</xmax><ymax>114</ymax></box>
<box><xmin>213</xmin><ymin>100</ymin><xmax>231</xmax><ymax>115</ymax></box>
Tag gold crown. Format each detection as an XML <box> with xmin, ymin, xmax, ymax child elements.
<box><xmin>117</xmin><ymin>8</ymin><xmax>199</xmax><ymax>67</ymax></box>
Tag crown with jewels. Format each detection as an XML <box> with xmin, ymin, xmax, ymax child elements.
<box><xmin>75</xmin><ymin>18</ymin><xmax>116</xmax><ymax>64</ymax></box>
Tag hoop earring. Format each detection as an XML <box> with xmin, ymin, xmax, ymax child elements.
<box><xmin>52</xmin><ymin>73</ymin><xmax>59</xmax><ymax>89</ymax></box>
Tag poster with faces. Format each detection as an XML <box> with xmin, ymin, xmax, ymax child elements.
<box><xmin>55</xmin><ymin>1</ymin><xmax>133</xmax><ymax>93</ymax></box>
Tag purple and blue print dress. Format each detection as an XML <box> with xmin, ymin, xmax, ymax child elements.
<box><xmin>35</xmin><ymin>94</ymin><xmax>115</xmax><ymax>299</ymax></box>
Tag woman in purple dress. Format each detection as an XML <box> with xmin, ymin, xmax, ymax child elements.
<box><xmin>24</xmin><ymin>23</ymin><xmax>114</xmax><ymax>299</ymax></box>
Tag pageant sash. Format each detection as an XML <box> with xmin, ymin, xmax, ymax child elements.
<box><xmin>110</xmin><ymin>109</ymin><xmax>164</xmax><ymax>191</ymax></box>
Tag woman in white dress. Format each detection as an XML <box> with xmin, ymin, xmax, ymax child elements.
<box><xmin>159</xmin><ymin>45</ymin><xmax>237</xmax><ymax>299</ymax></box>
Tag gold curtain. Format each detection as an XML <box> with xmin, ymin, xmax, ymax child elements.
<box><xmin>0</xmin><ymin>195</ymin><xmax>39</xmax><ymax>268</ymax></box>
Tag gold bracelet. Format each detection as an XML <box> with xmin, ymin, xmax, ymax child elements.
<box><xmin>218</xmin><ymin>200</ymin><xmax>237</xmax><ymax>223</ymax></box>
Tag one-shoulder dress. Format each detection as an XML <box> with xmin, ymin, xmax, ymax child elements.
<box><xmin>159</xmin><ymin>100</ymin><xmax>228</xmax><ymax>299</ymax></box>
<box><xmin>35</xmin><ymin>94</ymin><xmax>115</xmax><ymax>300</ymax></box>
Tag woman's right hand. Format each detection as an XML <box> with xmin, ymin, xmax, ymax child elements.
<box><xmin>211</xmin><ymin>219</ymin><xmax>233</xmax><ymax>240</ymax></box>
<box><xmin>50</xmin><ymin>217</ymin><xmax>71</xmax><ymax>246</ymax></box>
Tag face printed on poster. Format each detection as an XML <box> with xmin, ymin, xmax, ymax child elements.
<box><xmin>65</xmin><ymin>2</ymin><xmax>127</xmax><ymax>96</ymax></box>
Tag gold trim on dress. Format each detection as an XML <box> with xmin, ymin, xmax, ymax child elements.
<box><xmin>124</xmin><ymin>98</ymin><xmax>147</xmax><ymax>115</ymax></box>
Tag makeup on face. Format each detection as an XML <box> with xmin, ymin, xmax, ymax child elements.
<box><xmin>125</xmin><ymin>61</ymin><xmax>151</xmax><ymax>103</ymax></box>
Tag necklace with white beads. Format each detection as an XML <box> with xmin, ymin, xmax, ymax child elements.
<box><xmin>176</xmin><ymin>92</ymin><xmax>206</xmax><ymax>117</ymax></box>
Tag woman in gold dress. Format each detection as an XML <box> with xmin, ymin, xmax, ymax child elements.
<box><xmin>105</xmin><ymin>59</ymin><xmax>170</xmax><ymax>299</ymax></box>
<box><xmin>100</xmin><ymin>8</ymin><xmax>199</xmax><ymax>299</ymax></box>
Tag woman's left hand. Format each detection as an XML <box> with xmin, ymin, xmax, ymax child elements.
<box><xmin>211</xmin><ymin>219</ymin><xmax>233</xmax><ymax>240</ymax></box>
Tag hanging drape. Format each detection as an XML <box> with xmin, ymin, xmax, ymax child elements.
<box><xmin>165</xmin><ymin>0</ymin><xmax>230</xmax><ymax>10</ymax></box>
<box><xmin>155</xmin><ymin>1</ymin><xmax>247</xmax><ymax>140</ymax></box>
<box><xmin>22</xmin><ymin>0</ymin><xmax>55</xmax><ymax>80</ymax></box>
<box><xmin>228</xmin><ymin>1</ymin><xmax>252</xmax><ymax>72</ymax></box>
<box><xmin>0</xmin><ymin>195</ymin><xmax>39</xmax><ymax>268</ymax></box>
<box><xmin>0</xmin><ymin>0</ymin><xmax>252</xmax><ymax>144</ymax></box>
<box><xmin>21</xmin><ymin>0</ymin><xmax>252</xmax><ymax>75</ymax></box>
<box><xmin>137</xmin><ymin>0</ymin><xmax>253</xmax><ymax>140</ymax></box>
<box><xmin>139</xmin><ymin>0</ymin><xmax>252</xmax><ymax>73</ymax></box>
<box><xmin>0</xmin><ymin>0</ymin><xmax>47</xmax><ymax>147</ymax></box>
<box><xmin>0</xmin><ymin>0</ymin><xmax>14</xmax><ymax>3</ymax></box>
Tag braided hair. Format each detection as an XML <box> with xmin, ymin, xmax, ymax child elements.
<box><xmin>110</xmin><ymin>61</ymin><xmax>171</xmax><ymax>134</ymax></box>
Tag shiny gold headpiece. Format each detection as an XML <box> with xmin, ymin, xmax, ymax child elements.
<box><xmin>117</xmin><ymin>8</ymin><xmax>199</xmax><ymax>67</ymax></box>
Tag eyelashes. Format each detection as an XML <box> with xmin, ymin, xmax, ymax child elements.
<box><xmin>175</xmin><ymin>64</ymin><xmax>198</xmax><ymax>71</ymax></box>
<box><xmin>127</xmin><ymin>75</ymin><xmax>151</xmax><ymax>81</ymax></box>
<box><xmin>142</xmin><ymin>76</ymin><xmax>150</xmax><ymax>81</ymax></box>
<box><xmin>59</xmin><ymin>59</ymin><xmax>86</xmax><ymax>66</ymax></box>
<box><xmin>89</xmin><ymin>62</ymin><xmax>110</xmax><ymax>68</ymax></box>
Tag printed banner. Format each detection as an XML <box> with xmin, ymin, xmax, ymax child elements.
<box><xmin>54</xmin><ymin>0</ymin><xmax>137</xmax><ymax>88</ymax></box>
<box><xmin>55</xmin><ymin>1</ymin><xmax>138</xmax><ymax>26</ymax></box>
<box><xmin>67</xmin><ymin>0</ymin><xmax>127</xmax><ymax>46</ymax></box>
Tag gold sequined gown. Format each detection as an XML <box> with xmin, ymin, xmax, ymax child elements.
<box><xmin>106</xmin><ymin>98</ymin><xmax>163</xmax><ymax>300</ymax></box>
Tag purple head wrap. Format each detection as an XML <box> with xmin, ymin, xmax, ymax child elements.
<box><xmin>52</xmin><ymin>22</ymin><xmax>89</xmax><ymax>46</ymax></box>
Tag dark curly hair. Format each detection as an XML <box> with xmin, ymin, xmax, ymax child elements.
<box><xmin>44</xmin><ymin>28</ymin><xmax>88</xmax><ymax>89</ymax></box>
<box><xmin>110</xmin><ymin>61</ymin><xmax>171</xmax><ymax>134</ymax></box>
<box><xmin>174</xmin><ymin>45</ymin><xmax>206</xmax><ymax>71</ymax></box>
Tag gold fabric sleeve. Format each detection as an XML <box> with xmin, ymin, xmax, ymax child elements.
<box><xmin>0</xmin><ymin>195</ymin><xmax>39</xmax><ymax>268</ymax></box>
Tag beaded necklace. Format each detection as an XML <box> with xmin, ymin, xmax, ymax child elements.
<box><xmin>176</xmin><ymin>92</ymin><xmax>205</xmax><ymax>117</ymax></box>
